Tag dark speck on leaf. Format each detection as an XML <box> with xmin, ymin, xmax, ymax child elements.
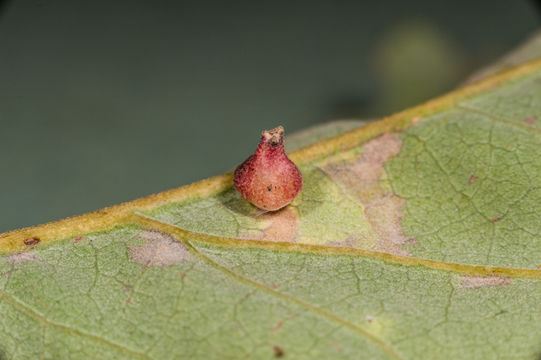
<box><xmin>267</xmin><ymin>185</ymin><xmax>272</xmax><ymax>192</ymax></box>
<box><xmin>273</xmin><ymin>345</ymin><xmax>284</xmax><ymax>358</ymax></box>
<box><xmin>23</xmin><ymin>237</ymin><xmax>40</xmax><ymax>246</ymax></box>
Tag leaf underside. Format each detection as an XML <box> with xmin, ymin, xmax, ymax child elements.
<box><xmin>2</xmin><ymin>60</ymin><xmax>541</xmax><ymax>359</ymax></box>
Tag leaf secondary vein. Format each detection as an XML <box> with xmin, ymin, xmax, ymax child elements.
<box><xmin>456</xmin><ymin>103</ymin><xmax>541</xmax><ymax>135</ymax></box>
<box><xmin>0</xmin><ymin>288</ymin><xmax>151</xmax><ymax>359</ymax></box>
<box><xmin>133</xmin><ymin>213</ymin><xmax>541</xmax><ymax>279</ymax></box>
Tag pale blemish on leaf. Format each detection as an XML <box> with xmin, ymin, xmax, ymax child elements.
<box><xmin>365</xmin><ymin>194</ymin><xmax>414</xmax><ymax>256</ymax></box>
<box><xmin>327</xmin><ymin>235</ymin><xmax>365</xmax><ymax>248</ymax></box>
<box><xmin>7</xmin><ymin>252</ymin><xmax>37</xmax><ymax>264</ymax></box>
<box><xmin>321</xmin><ymin>133</ymin><xmax>403</xmax><ymax>203</ymax></box>
<box><xmin>320</xmin><ymin>133</ymin><xmax>411</xmax><ymax>255</ymax></box>
<box><xmin>129</xmin><ymin>230</ymin><xmax>191</xmax><ymax>266</ymax></box>
<box><xmin>358</xmin><ymin>315</ymin><xmax>393</xmax><ymax>339</ymax></box>
<box><xmin>239</xmin><ymin>207</ymin><xmax>299</xmax><ymax>242</ymax></box>
<box><xmin>350</xmin><ymin>132</ymin><xmax>403</xmax><ymax>201</ymax></box>
<box><xmin>460</xmin><ymin>275</ymin><xmax>511</xmax><ymax>289</ymax></box>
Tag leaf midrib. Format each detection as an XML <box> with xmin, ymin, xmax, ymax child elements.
<box><xmin>2</xmin><ymin>58</ymin><xmax>541</xmax><ymax>253</ymax></box>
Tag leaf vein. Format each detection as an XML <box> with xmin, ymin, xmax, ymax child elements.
<box><xmin>0</xmin><ymin>288</ymin><xmax>151</xmax><ymax>360</ymax></box>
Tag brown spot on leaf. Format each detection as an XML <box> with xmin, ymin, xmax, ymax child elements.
<box><xmin>460</xmin><ymin>275</ymin><xmax>511</xmax><ymax>289</ymax></box>
<box><xmin>129</xmin><ymin>230</ymin><xmax>191</xmax><ymax>267</ymax></box>
<box><xmin>491</xmin><ymin>216</ymin><xmax>500</xmax><ymax>222</ymax></box>
<box><xmin>321</xmin><ymin>133</ymin><xmax>411</xmax><ymax>255</ymax></box>
<box><xmin>272</xmin><ymin>345</ymin><xmax>285</xmax><ymax>358</ymax></box>
<box><xmin>23</xmin><ymin>237</ymin><xmax>40</xmax><ymax>246</ymax></box>
<box><xmin>524</xmin><ymin>116</ymin><xmax>536</xmax><ymax>124</ymax></box>
<box><xmin>72</xmin><ymin>236</ymin><xmax>85</xmax><ymax>243</ymax></box>
<box><xmin>7</xmin><ymin>252</ymin><xmax>37</xmax><ymax>264</ymax></box>
<box><xmin>411</xmin><ymin>116</ymin><xmax>422</xmax><ymax>124</ymax></box>
<box><xmin>469</xmin><ymin>175</ymin><xmax>477</xmax><ymax>184</ymax></box>
<box><xmin>272</xmin><ymin>321</ymin><xmax>284</xmax><ymax>333</ymax></box>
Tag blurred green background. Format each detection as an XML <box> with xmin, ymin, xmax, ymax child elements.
<box><xmin>0</xmin><ymin>0</ymin><xmax>539</xmax><ymax>232</ymax></box>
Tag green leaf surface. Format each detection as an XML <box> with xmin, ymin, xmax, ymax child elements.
<box><xmin>284</xmin><ymin>120</ymin><xmax>368</xmax><ymax>152</ymax></box>
<box><xmin>2</xmin><ymin>59</ymin><xmax>541</xmax><ymax>359</ymax></box>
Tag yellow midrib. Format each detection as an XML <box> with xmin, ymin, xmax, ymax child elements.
<box><xmin>1</xmin><ymin>57</ymin><xmax>541</xmax><ymax>253</ymax></box>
